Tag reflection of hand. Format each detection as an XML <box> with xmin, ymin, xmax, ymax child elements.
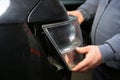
<box><xmin>65</xmin><ymin>53</ymin><xmax>71</xmax><ymax>65</ymax></box>
<box><xmin>67</xmin><ymin>10</ymin><xmax>84</xmax><ymax>24</ymax></box>
<box><xmin>71</xmin><ymin>45</ymin><xmax>102</xmax><ymax>72</ymax></box>
<box><xmin>64</xmin><ymin>50</ymin><xmax>75</xmax><ymax>68</ymax></box>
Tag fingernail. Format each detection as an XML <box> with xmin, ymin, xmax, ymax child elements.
<box><xmin>76</xmin><ymin>47</ymin><xmax>79</xmax><ymax>50</ymax></box>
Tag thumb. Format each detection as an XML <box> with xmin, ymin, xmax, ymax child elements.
<box><xmin>76</xmin><ymin>47</ymin><xmax>88</xmax><ymax>54</ymax></box>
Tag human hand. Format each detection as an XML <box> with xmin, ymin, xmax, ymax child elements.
<box><xmin>67</xmin><ymin>10</ymin><xmax>84</xmax><ymax>24</ymax></box>
<box><xmin>71</xmin><ymin>45</ymin><xmax>102</xmax><ymax>72</ymax></box>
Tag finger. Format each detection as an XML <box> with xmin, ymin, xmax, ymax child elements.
<box><xmin>67</xmin><ymin>11</ymin><xmax>70</xmax><ymax>14</ymax></box>
<box><xmin>67</xmin><ymin>12</ymin><xmax>74</xmax><ymax>16</ymax></box>
<box><xmin>76</xmin><ymin>47</ymin><xmax>88</xmax><ymax>54</ymax></box>
<box><xmin>79</xmin><ymin>66</ymin><xmax>89</xmax><ymax>72</ymax></box>
<box><xmin>71</xmin><ymin>58</ymin><xmax>89</xmax><ymax>71</ymax></box>
<box><xmin>67</xmin><ymin>11</ymin><xmax>71</xmax><ymax>15</ymax></box>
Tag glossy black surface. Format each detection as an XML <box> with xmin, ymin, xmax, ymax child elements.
<box><xmin>0</xmin><ymin>0</ymin><xmax>71</xmax><ymax>80</ymax></box>
<box><xmin>0</xmin><ymin>0</ymin><xmax>39</xmax><ymax>23</ymax></box>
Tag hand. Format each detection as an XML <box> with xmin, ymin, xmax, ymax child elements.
<box><xmin>67</xmin><ymin>10</ymin><xmax>84</xmax><ymax>24</ymax></box>
<box><xmin>71</xmin><ymin>45</ymin><xmax>102</xmax><ymax>72</ymax></box>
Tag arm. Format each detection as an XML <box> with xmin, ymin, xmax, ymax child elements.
<box><xmin>71</xmin><ymin>34</ymin><xmax>120</xmax><ymax>72</ymax></box>
<box><xmin>68</xmin><ymin>0</ymin><xmax>99</xmax><ymax>23</ymax></box>
<box><xmin>99</xmin><ymin>34</ymin><xmax>120</xmax><ymax>66</ymax></box>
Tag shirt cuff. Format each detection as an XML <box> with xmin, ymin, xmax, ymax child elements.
<box><xmin>99</xmin><ymin>43</ymin><xmax>114</xmax><ymax>63</ymax></box>
<box><xmin>77</xmin><ymin>8</ymin><xmax>89</xmax><ymax>21</ymax></box>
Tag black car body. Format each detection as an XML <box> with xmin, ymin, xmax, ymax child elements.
<box><xmin>0</xmin><ymin>0</ymin><xmax>70</xmax><ymax>80</ymax></box>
